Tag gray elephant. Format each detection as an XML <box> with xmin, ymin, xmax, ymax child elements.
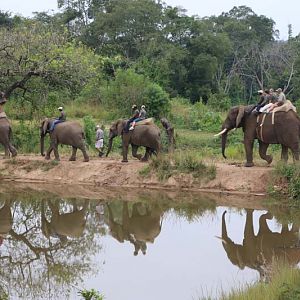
<box><xmin>0</xmin><ymin>117</ymin><xmax>17</xmax><ymax>158</ymax></box>
<box><xmin>221</xmin><ymin>210</ymin><xmax>300</xmax><ymax>282</ymax></box>
<box><xmin>40</xmin><ymin>118</ymin><xmax>89</xmax><ymax>162</ymax></box>
<box><xmin>41</xmin><ymin>199</ymin><xmax>89</xmax><ymax>241</ymax></box>
<box><xmin>106</xmin><ymin>119</ymin><xmax>161</xmax><ymax>162</ymax></box>
<box><xmin>216</xmin><ymin>105</ymin><xmax>300</xmax><ymax>167</ymax></box>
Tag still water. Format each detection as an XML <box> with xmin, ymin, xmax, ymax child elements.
<box><xmin>0</xmin><ymin>187</ymin><xmax>299</xmax><ymax>300</ymax></box>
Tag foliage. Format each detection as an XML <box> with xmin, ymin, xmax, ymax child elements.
<box><xmin>207</xmin><ymin>93</ymin><xmax>232</xmax><ymax>111</ymax></box>
<box><xmin>148</xmin><ymin>153</ymin><xmax>216</xmax><ymax>181</ymax></box>
<box><xmin>83</xmin><ymin>116</ymin><xmax>96</xmax><ymax>147</ymax></box>
<box><xmin>102</xmin><ymin>69</ymin><xmax>170</xmax><ymax>118</ymax></box>
<box><xmin>271</xmin><ymin>163</ymin><xmax>300</xmax><ymax>200</ymax></box>
<box><xmin>169</xmin><ymin>98</ymin><xmax>223</xmax><ymax>132</ymax></box>
<box><xmin>78</xmin><ymin>289</ymin><xmax>104</xmax><ymax>300</ymax></box>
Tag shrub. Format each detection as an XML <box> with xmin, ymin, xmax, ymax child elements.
<box><xmin>83</xmin><ymin>116</ymin><xmax>96</xmax><ymax>147</ymax></box>
<box><xmin>207</xmin><ymin>93</ymin><xmax>232</xmax><ymax>112</ymax></box>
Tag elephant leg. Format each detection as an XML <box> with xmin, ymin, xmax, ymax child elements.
<box><xmin>122</xmin><ymin>140</ymin><xmax>129</xmax><ymax>163</ymax></box>
<box><xmin>78</xmin><ymin>144</ymin><xmax>89</xmax><ymax>162</ymax></box>
<box><xmin>290</xmin><ymin>142</ymin><xmax>300</xmax><ymax>162</ymax></box>
<box><xmin>69</xmin><ymin>147</ymin><xmax>77</xmax><ymax>161</ymax></box>
<box><xmin>258</xmin><ymin>141</ymin><xmax>272</xmax><ymax>164</ymax></box>
<box><xmin>8</xmin><ymin>144</ymin><xmax>17</xmax><ymax>157</ymax></box>
<box><xmin>132</xmin><ymin>145</ymin><xmax>142</xmax><ymax>160</ymax></box>
<box><xmin>3</xmin><ymin>145</ymin><xmax>10</xmax><ymax>158</ymax></box>
<box><xmin>244</xmin><ymin>139</ymin><xmax>254</xmax><ymax>167</ymax></box>
<box><xmin>281</xmin><ymin>145</ymin><xmax>289</xmax><ymax>163</ymax></box>
<box><xmin>52</xmin><ymin>143</ymin><xmax>60</xmax><ymax>161</ymax></box>
<box><xmin>141</xmin><ymin>147</ymin><xmax>151</xmax><ymax>162</ymax></box>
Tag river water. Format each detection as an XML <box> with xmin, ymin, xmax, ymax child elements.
<box><xmin>0</xmin><ymin>186</ymin><xmax>299</xmax><ymax>300</ymax></box>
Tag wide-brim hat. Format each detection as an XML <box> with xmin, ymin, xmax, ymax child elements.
<box><xmin>257</xmin><ymin>90</ymin><xmax>264</xmax><ymax>94</ymax></box>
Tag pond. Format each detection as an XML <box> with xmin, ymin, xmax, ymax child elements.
<box><xmin>0</xmin><ymin>186</ymin><xmax>299</xmax><ymax>300</ymax></box>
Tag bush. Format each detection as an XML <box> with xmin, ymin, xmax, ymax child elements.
<box><xmin>207</xmin><ymin>93</ymin><xmax>232</xmax><ymax>112</ymax></box>
<box><xmin>272</xmin><ymin>163</ymin><xmax>300</xmax><ymax>199</ymax></box>
<box><xmin>102</xmin><ymin>68</ymin><xmax>170</xmax><ymax>118</ymax></box>
<box><xmin>83</xmin><ymin>116</ymin><xmax>96</xmax><ymax>147</ymax></box>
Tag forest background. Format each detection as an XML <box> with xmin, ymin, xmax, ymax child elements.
<box><xmin>1</xmin><ymin>0</ymin><xmax>300</xmax><ymax>156</ymax></box>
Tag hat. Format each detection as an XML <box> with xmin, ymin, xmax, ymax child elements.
<box><xmin>58</xmin><ymin>106</ymin><xmax>63</xmax><ymax>110</ymax></box>
<box><xmin>276</xmin><ymin>88</ymin><xmax>282</xmax><ymax>92</ymax></box>
<box><xmin>96</xmin><ymin>125</ymin><xmax>100</xmax><ymax>129</ymax></box>
<box><xmin>257</xmin><ymin>90</ymin><xmax>264</xmax><ymax>94</ymax></box>
<box><xmin>132</xmin><ymin>104</ymin><xmax>137</xmax><ymax>109</ymax></box>
<box><xmin>141</xmin><ymin>105</ymin><xmax>145</xmax><ymax>109</ymax></box>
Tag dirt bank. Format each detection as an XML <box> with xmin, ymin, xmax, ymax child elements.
<box><xmin>0</xmin><ymin>155</ymin><xmax>272</xmax><ymax>195</ymax></box>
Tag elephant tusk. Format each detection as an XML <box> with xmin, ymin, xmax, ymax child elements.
<box><xmin>214</xmin><ymin>128</ymin><xmax>227</xmax><ymax>137</ymax></box>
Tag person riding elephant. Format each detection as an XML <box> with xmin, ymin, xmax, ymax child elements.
<box><xmin>0</xmin><ymin>92</ymin><xmax>17</xmax><ymax>158</ymax></box>
<box><xmin>215</xmin><ymin>103</ymin><xmax>300</xmax><ymax>166</ymax></box>
<box><xmin>41</xmin><ymin>199</ymin><xmax>89</xmax><ymax>242</ymax></box>
<box><xmin>221</xmin><ymin>210</ymin><xmax>300</xmax><ymax>282</ymax></box>
<box><xmin>106</xmin><ymin>119</ymin><xmax>160</xmax><ymax>162</ymax></box>
<box><xmin>40</xmin><ymin>118</ymin><xmax>89</xmax><ymax>162</ymax></box>
<box><xmin>49</xmin><ymin>107</ymin><xmax>66</xmax><ymax>132</ymax></box>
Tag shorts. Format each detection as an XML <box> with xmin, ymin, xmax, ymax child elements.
<box><xmin>95</xmin><ymin>139</ymin><xmax>104</xmax><ymax>149</ymax></box>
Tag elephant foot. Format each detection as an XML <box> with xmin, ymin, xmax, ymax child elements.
<box><xmin>122</xmin><ymin>159</ymin><xmax>128</xmax><ymax>163</ymax></box>
<box><xmin>83</xmin><ymin>158</ymin><xmax>89</xmax><ymax>162</ymax></box>
<box><xmin>141</xmin><ymin>157</ymin><xmax>148</xmax><ymax>162</ymax></box>
<box><xmin>11</xmin><ymin>151</ymin><xmax>17</xmax><ymax>158</ymax></box>
<box><xmin>266</xmin><ymin>155</ymin><xmax>273</xmax><ymax>164</ymax></box>
<box><xmin>244</xmin><ymin>162</ymin><xmax>254</xmax><ymax>167</ymax></box>
<box><xmin>69</xmin><ymin>157</ymin><xmax>76</xmax><ymax>161</ymax></box>
<box><xmin>45</xmin><ymin>156</ymin><xmax>51</xmax><ymax>160</ymax></box>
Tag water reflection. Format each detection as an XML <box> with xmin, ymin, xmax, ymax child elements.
<box><xmin>221</xmin><ymin>209</ymin><xmax>300</xmax><ymax>282</ymax></box>
<box><xmin>0</xmin><ymin>188</ymin><xmax>299</xmax><ymax>299</ymax></box>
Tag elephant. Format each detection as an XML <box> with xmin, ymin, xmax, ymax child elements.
<box><xmin>215</xmin><ymin>105</ymin><xmax>300</xmax><ymax>167</ymax></box>
<box><xmin>106</xmin><ymin>119</ymin><xmax>161</xmax><ymax>162</ymax></box>
<box><xmin>221</xmin><ymin>209</ymin><xmax>300</xmax><ymax>282</ymax></box>
<box><xmin>41</xmin><ymin>199</ymin><xmax>89</xmax><ymax>242</ymax></box>
<box><xmin>107</xmin><ymin>202</ymin><xmax>163</xmax><ymax>255</ymax></box>
<box><xmin>0</xmin><ymin>117</ymin><xmax>17</xmax><ymax>158</ymax></box>
<box><xmin>40</xmin><ymin>118</ymin><xmax>89</xmax><ymax>162</ymax></box>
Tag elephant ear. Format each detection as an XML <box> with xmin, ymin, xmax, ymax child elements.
<box><xmin>42</xmin><ymin>119</ymin><xmax>49</xmax><ymax>135</ymax></box>
<box><xmin>117</xmin><ymin>120</ymin><xmax>125</xmax><ymax>135</ymax></box>
<box><xmin>236</xmin><ymin>106</ymin><xmax>245</xmax><ymax>128</ymax></box>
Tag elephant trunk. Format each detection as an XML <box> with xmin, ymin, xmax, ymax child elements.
<box><xmin>106</xmin><ymin>137</ymin><xmax>114</xmax><ymax>157</ymax></box>
<box><xmin>221</xmin><ymin>130</ymin><xmax>228</xmax><ymax>159</ymax></box>
<box><xmin>40</xmin><ymin>135</ymin><xmax>45</xmax><ymax>156</ymax></box>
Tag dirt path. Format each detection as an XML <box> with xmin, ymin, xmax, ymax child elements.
<box><xmin>0</xmin><ymin>154</ymin><xmax>273</xmax><ymax>195</ymax></box>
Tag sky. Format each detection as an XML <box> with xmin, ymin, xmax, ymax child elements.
<box><xmin>0</xmin><ymin>0</ymin><xmax>299</xmax><ymax>40</ymax></box>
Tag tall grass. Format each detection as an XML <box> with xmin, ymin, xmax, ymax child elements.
<box><xmin>146</xmin><ymin>152</ymin><xmax>216</xmax><ymax>181</ymax></box>
<box><xmin>221</xmin><ymin>264</ymin><xmax>300</xmax><ymax>300</ymax></box>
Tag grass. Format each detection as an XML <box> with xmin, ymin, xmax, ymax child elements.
<box><xmin>269</xmin><ymin>162</ymin><xmax>300</xmax><ymax>200</ymax></box>
<box><xmin>220</xmin><ymin>264</ymin><xmax>300</xmax><ymax>300</ymax></box>
<box><xmin>144</xmin><ymin>152</ymin><xmax>216</xmax><ymax>182</ymax></box>
<box><xmin>4</xmin><ymin>159</ymin><xmax>59</xmax><ymax>172</ymax></box>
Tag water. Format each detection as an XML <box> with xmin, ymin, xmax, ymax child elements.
<box><xmin>0</xmin><ymin>186</ymin><xmax>299</xmax><ymax>300</ymax></box>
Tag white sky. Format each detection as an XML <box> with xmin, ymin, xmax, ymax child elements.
<box><xmin>0</xmin><ymin>0</ymin><xmax>299</xmax><ymax>39</ymax></box>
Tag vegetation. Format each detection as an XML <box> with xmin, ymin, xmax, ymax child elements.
<box><xmin>270</xmin><ymin>163</ymin><xmax>300</xmax><ymax>200</ymax></box>
<box><xmin>220</xmin><ymin>264</ymin><xmax>300</xmax><ymax>300</ymax></box>
<box><xmin>78</xmin><ymin>289</ymin><xmax>104</xmax><ymax>300</ymax></box>
<box><xmin>140</xmin><ymin>152</ymin><xmax>216</xmax><ymax>181</ymax></box>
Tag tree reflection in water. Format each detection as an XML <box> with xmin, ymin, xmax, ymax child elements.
<box><xmin>0</xmin><ymin>189</ymin><xmax>217</xmax><ymax>299</ymax></box>
<box><xmin>0</xmin><ymin>194</ymin><xmax>100</xmax><ymax>300</ymax></box>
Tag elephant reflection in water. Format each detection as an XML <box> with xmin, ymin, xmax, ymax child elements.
<box><xmin>0</xmin><ymin>200</ymin><xmax>12</xmax><ymax>246</ymax></box>
<box><xmin>107</xmin><ymin>202</ymin><xmax>163</xmax><ymax>255</ymax></box>
<box><xmin>221</xmin><ymin>210</ymin><xmax>300</xmax><ymax>281</ymax></box>
<box><xmin>41</xmin><ymin>199</ymin><xmax>89</xmax><ymax>242</ymax></box>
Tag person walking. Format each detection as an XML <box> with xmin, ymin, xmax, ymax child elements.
<box><xmin>95</xmin><ymin>125</ymin><xmax>105</xmax><ymax>157</ymax></box>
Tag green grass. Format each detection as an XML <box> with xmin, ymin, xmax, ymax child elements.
<box><xmin>146</xmin><ymin>152</ymin><xmax>216</xmax><ymax>182</ymax></box>
<box><xmin>220</xmin><ymin>264</ymin><xmax>300</xmax><ymax>300</ymax></box>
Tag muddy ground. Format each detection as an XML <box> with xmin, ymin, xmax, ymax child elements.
<box><xmin>0</xmin><ymin>154</ymin><xmax>272</xmax><ymax>196</ymax></box>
